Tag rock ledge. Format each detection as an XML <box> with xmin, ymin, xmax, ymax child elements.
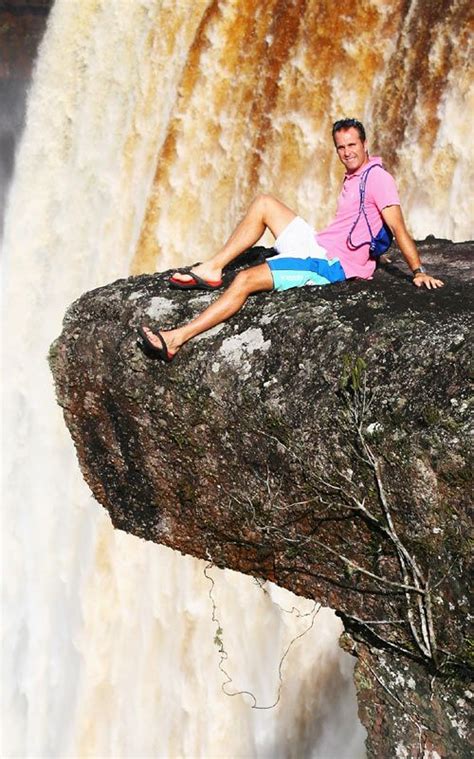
<box><xmin>50</xmin><ymin>240</ymin><xmax>473</xmax><ymax>758</ymax></box>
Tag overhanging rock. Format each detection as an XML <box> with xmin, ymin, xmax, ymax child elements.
<box><xmin>50</xmin><ymin>240</ymin><xmax>473</xmax><ymax>758</ymax></box>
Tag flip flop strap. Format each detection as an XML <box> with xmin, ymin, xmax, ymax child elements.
<box><xmin>156</xmin><ymin>331</ymin><xmax>169</xmax><ymax>355</ymax></box>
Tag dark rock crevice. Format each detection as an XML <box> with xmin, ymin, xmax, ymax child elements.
<box><xmin>49</xmin><ymin>239</ymin><xmax>473</xmax><ymax>758</ymax></box>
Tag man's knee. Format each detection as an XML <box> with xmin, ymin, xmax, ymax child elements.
<box><xmin>252</xmin><ymin>193</ymin><xmax>278</xmax><ymax>214</ymax></box>
<box><xmin>232</xmin><ymin>268</ymin><xmax>254</xmax><ymax>292</ymax></box>
<box><xmin>232</xmin><ymin>265</ymin><xmax>272</xmax><ymax>294</ymax></box>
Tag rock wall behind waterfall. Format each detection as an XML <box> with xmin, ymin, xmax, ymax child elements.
<box><xmin>0</xmin><ymin>0</ymin><xmax>53</xmax><ymax>236</ymax></box>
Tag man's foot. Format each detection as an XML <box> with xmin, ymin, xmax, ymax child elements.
<box><xmin>138</xmin><ymin>326</ymin><xmax>179</xmax><ymax>362</ymax></box>
<box><xmin>169</xmin><ymin>261</ymin><xmax>223</xmax><ymax>290</ymax></box>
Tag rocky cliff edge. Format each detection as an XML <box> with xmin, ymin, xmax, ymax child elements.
<box><xmin>49</xmin><ymin>239</ymin><xmax>473</xmax><ymax>758</ymax></box>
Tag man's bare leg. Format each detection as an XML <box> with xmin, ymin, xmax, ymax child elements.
<box><xmin>142</xmin><ymin>263</ymin><xmax>273</xmax><ymax>357</ymax></box>
<box><xmin>171</xmin><ymin>194</ymin><xmax>296</xmax><ymax>284</ymax></box>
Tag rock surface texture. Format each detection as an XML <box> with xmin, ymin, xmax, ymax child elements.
<box><xmin>50</xmin><ymin>240</ymin><xmax>473</xmax><ymax>758</ymax></box>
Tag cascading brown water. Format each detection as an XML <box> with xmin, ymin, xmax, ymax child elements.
<box><xmin>133</xmin><ymin>0</ymin><xmax>473</xmax><ymax>274</ymax></box>
<box><xmin>2</xmin><ymin>1</ymin><xmax>472</xmax><ymax>756</ymax></box>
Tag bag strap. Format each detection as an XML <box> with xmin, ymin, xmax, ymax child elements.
<box><xmin>347</xmin><ymin>163</ymin><xmax>384</xmax><ymax>251</ymax></box>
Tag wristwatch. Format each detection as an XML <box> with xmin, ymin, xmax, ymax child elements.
<box><xmin>412</xmin><ymin>266</ymin><xmax>427</xmax><ymax>277</ymax></box>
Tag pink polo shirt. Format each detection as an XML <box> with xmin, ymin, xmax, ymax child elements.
<box><xmin>316</xmin><ymin>157</ymin><xmax>400</xmax><ymax>280</ymax></box>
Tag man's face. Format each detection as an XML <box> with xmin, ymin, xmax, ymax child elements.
<box><xmin>334</xmin><ymin>127</ymin><xmax>368</xmax><ymax>174</ymax></box>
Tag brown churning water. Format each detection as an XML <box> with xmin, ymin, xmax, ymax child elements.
<box><xmin>132</xmin><ymin>0</ymin><xmax>473</xmax><ymax>274</ymax></box>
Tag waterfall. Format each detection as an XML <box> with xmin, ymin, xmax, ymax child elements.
<box><xmin>2</xmin><ymin>0</ymin><xmax>471</xmax><ymax>756</ymax></box>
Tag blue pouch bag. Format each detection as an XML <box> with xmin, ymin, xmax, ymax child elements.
<box><xmin>370</xmin><ymin>220</ymin><xmax>393</xmax><ymax>258</ymax></box>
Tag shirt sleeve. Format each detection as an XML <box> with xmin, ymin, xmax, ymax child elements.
<box><xmin>367</xmin><ymin>167</ymin><xmax>400</xmax><ymax>211</ymax></box>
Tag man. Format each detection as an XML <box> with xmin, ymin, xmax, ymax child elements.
<box><xmin>139</xmin><ymin>118</ymin><xmax>444</xmax><ymax>362</ymax></box>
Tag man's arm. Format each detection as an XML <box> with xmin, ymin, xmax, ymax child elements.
<box><xmin>381</xmin><ymin>205</ymin><xmax>444</xmax><ymax>289</ymax></box>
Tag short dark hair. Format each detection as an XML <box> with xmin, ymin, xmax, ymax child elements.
<box><xmin>332</xmin><ymin>118</ymin><xmax>366</xmax><ymax>143</ymax></box>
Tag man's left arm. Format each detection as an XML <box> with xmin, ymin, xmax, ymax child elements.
<box><xmin>382</xmin><ymin>205</ymin><xmax>444</xmax><ymax>289</ymax></box>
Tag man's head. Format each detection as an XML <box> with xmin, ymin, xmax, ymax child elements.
<box><xmin>332</xmin><ymin>118</ymin><xmax>369</xmax><ymax>174</ymax></box>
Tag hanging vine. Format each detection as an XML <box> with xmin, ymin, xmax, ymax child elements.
<box><xmin>203</xmin><ymin>562</ymin><xmax>321</xmax><ymax>709</ymax></box>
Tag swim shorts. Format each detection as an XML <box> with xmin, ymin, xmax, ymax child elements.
<box><xmin>268</xmin><ymin>216</ymin><xmax>346</xmax><ymax>291</ymax></box>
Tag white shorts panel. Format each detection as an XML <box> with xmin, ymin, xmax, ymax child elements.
<box><xmin>273</xmin><ymin>216</ymin><xmax>328</xmax><ymax>260</ymax></box>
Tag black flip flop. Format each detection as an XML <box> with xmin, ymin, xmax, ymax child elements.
<box><xmin>169</xmin><ymin>262</ymin><xmax>223</xmax><ymax>291</ymax></box>
<box><xmin>138</xmin><ymin>326</ymin><xmax>174</xmax><ymax>363</ymax></box>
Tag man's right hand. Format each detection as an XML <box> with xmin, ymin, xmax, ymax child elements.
<box><xmin>413</xmin><ymin>273</ymin><xmax>444</xmax><ymax>289</ymax></box>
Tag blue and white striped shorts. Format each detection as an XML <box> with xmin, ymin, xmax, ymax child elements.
<box><xmin>268</xmin><ymin>216</ymin><xmax>346</xmax><ymax>291</ymax></box>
